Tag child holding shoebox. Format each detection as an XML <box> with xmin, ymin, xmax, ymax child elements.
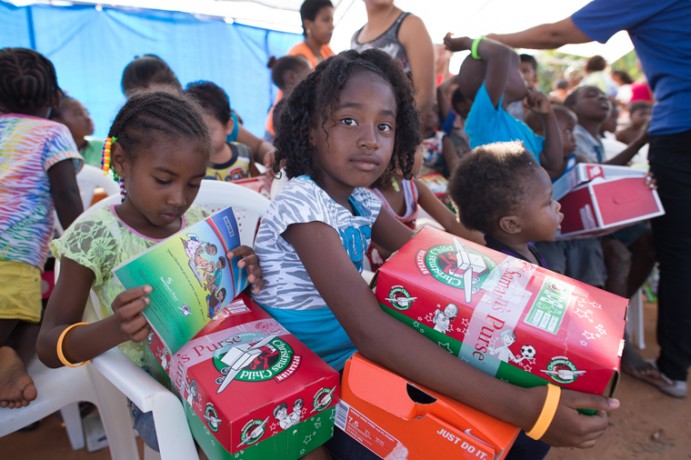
<box><xmin>372</xmin><ymin>141</ymin><xmax>628</xmax><ymax>459</ymax></box>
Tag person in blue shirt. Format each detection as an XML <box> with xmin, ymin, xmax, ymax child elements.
<box><xmin>488</xmin><ymin>0</ymin><xmax>691</xmax><ymax>399</ymax></box>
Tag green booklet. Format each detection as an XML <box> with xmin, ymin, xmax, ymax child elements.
<box><xmin>113</xmin><ymin>207</ymin><xmax>248</xmax><ymax>353</ymax></box>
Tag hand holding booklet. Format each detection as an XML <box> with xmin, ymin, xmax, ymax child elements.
<box><xmin>114</xmin><ymin>207</ymin><xmax>249</xmax><ymax>353</ymax></box>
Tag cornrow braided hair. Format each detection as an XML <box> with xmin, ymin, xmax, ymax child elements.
<box><xmin>108</xmin><ymin>90</ymin><xmax>211</xmax><ymax>164</ymax></box>
<box><xmin>274</xmin><ymin>48</ymin><xmax>420</xmax><ymax>183</ymax></box>
<box><xmin>0</xmin><ymin>47</ymin><xmax>61</xmax><ymax>115</ymax></box>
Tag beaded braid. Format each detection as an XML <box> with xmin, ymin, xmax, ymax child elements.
<box><xmin>0</xmin><ymin>47</ymin><xmax>61</xmax><ymax>115</ymax></box>
<box><xmin>100</xmin><ymin>90</ymin><xmax>211</xmax><ymax>188</ymax></box>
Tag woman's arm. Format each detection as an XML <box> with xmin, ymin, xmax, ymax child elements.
<box><xmin>48</xmin><ymin>160</ymin><xmax>84</xmax><ymax>230</ymax></box>
<box><xmin>415</xmin><ymin>180</ymin><xmax>484</xmax><ymax>245</ymax></box>
<box><xmin>488</xmin><ymin>18</ymin><xmax>592</xmax><ymax>49</ymax></box>
<box><xmin>37</xmin><ymin>257</ymin><xmax>151</xmax><ymax>368</ymax></box>
<box><xmin>284</xmin><ymin>218</ymin><xmax>617</xmax><ymax>446</ymax></box>
<box><xmin>398</xmin><ymin>14</ymin><xmax>435</xmax><ymax>115</ymax></box>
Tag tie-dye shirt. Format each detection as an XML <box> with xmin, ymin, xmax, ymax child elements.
<box><xmin>0</xmin><ymin>114</ymin><xmax>83</xmax><ymax>269</ymax></box>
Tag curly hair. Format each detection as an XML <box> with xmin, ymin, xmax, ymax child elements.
<box><xmin>448</xmin><ymin>141</ymin><xmax>540</xmax><ymax>234</ymax></box>
<box><xmin>108</xmin><ymin>90</ymin><xmax>211</xmax><ymax>165</ymax></box>
<box><xmin>0</xmin><ymin>47</ymin><xmax>61</xmax><ymax>115</ymax></box>
<box><xmin>184</xmin><ymin>80</ymin><xmax>232</xmax><ymax>125</ymax></box>
<box><xmin>273</xmin><ymin>48</ymin><xmax>420</xmax><ymax>183</ymax></box>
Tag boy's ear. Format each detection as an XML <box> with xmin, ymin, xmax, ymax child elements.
<box><xmin>499</xmin><ymin>215</ymin><xmax>522</xmax><ymax>235</ymax></box>
<box><xmin>224</xmin><ymin>118</ymin><xmax>234</xmax><ymax>136</ymax></box>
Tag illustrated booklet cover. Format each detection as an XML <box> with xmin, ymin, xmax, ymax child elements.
<box><xmin>114</xmin><ymin>207</ymin><xmax>248</xmax><ymax>353</ymax></box>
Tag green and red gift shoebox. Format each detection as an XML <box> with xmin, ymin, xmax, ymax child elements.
<box><xmin>373</xmin><ymin>226</ymin><xmax>627</xmax><ymax>396</ymax></box>
<box><xmin>144</xmin><ymin>294</ymin><xmax>339</xmax><ymax>459</ymax></box>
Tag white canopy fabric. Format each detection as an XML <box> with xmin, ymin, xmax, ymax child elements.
<box><xmin>13</xmin><ymin>0</ymin><xmax>634</xmax><ymax>61</ymax></box>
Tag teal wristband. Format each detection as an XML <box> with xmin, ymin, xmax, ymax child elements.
<box><xmin>471</xmin><ymin>37</ymin><xmax>484</xmax><ymax>60</ymax></box>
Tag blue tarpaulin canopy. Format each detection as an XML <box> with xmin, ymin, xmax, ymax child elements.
<box><xmin>0</xmin><ymin>0</ymin><xmax>302</xmax><ymax>137</ymax></box>
<box><xmin>1</xmin><ymin>0</ymin><xmax>633</xmax><ymax>139</ymax></box>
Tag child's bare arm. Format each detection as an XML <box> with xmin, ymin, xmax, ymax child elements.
<box><xmin>37</xmin><ymin>257</ymin><xmax>152</xmax><ymax>368</ymax></box>
<box><xmin>444</xmin><ymin>34</ymin><xmax>514</xmax><ymax>108</ymax></box>
<box><xmin>415</xmin><ymin>180</ymin><xmax>484</xmax><ymax>244</ymax></box>
<box><xmin>229</xmin><ymin>245</ymin><xmax>264</xmax><ymax>293</ymax></box>
<box><xmin>284</xmin><ymin>216</ymin><xmax>618</xmax><ymax>447</ymax></box>
<box><xmin>48</xmin><ymin>159</ymin><xmax>84</xmax><ymax>230</ymax></box>
<box><xmin>526</xmin><ymin>90</ymin><xmax>565</xmax><ymax>178</ymax></box>
<box><xmin>606</xmin><ymin>122</ymin><xmax>648</xmax><ymax>166</ymax></box>
<box><xmin>441</xmin><ymin>135</ymin><xmax>465</xmax><ymax>173</ymax></box>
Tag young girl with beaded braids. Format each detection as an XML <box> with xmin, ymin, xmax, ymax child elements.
<box><xmin>254</xmin><ymin>48</ymin><xmax>618</xmax><ymax>459</ymax></box>
<box><xmin>0</xmin><ymin>47</ymin><xmax>84</xmax><ymax>409</ymax></box>
<box><xmin>37</xmin><ymin>90</ymin><xmax>263</xmax><ymax>451</ymax></box>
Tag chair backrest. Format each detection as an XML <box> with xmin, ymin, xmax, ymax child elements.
<box><xmin>76</xmin><ymin>165</ymin><xmax>119</xmax><ymax>209</ymax></box>
<box><xmin>195</xmin><ymin>180</ymin><xmax>270</xmax><ymax>246</ymax></box>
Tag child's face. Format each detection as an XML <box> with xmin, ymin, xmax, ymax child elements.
<box><xmin>630</xmin><ymin>106</ymin><xmax>651</xmax><ymax>128</ymax></box>
<box><xmin>556</xmin><ymin>113</ymin><xmax>577</xmax><ymax>157</ymax></box>
<box><xmin>519</xmin><ymin>61</ymin><xmax>537</xmax><ymax>88</ymax></box>
<box><xmin>202</xmin><ymin>112</ymin><xmax>232</xmax><ymax>155</ymax></box>
<box><xmin>57</xmin><ymin>99</ymin><xmax>94</xmax><ymax>143</ymax></box>
<box><xmin>571</xmin><ymin>86</ymin><xmax>609</xmax><ymax>122</ymax></box>
<box><xmin>115</xmin><ymin>135</ymin><xmax>207</xmax><ymax>236</ymax></box>
<box><xmin>517</xmin><ymin>167</ymin><xmax>563</xmax><ymax>243</ymax></box>
<box><xmin>311</xmin><ymin>70</ymin><xmax>397</xmax><ymax>201</ymax></box>
<box><xmin>305</xmin><ymin>6</ymin><xmax>334</xmax><ymax>46</ymax></box>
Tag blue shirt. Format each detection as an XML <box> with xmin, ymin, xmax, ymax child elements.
<box><xmin>572</xmin><ymin>0</ymin><xmax>691</xmax><ymax>135</ymax></box>
<box><xmin>465</xmin><ymin>83</ymin><xmax>544</xmax><ymax>161</ymax></box>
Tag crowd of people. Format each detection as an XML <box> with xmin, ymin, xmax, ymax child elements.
<box><xmin>1</xmin><ymin>0</ymin><xmax>690</xmax><ymax>459</ymax></box>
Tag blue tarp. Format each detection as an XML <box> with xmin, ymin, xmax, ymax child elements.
<box><xmin>0</xmin><ymin>1</ymin><xmax>301</xmax><ymax>138</ymax></box>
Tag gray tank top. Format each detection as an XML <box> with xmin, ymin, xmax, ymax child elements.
<box><xmin>351</xmin><ymin>12</ymin><xmax>411</xmax><ymax>76</ymax></box>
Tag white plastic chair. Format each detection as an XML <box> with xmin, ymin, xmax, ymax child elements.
<box><xmin>72</xmin><ymin>180</ymin><xmax>271</xmax><ymax>460</ymax></box>
<box><xmin>76</xmin><ymin>164</ymin><xmax>119</xmax><ymax>209</ymax></box>
<box><xmin>0</xmin><ymin>354</ymin><xmax>139</xmax><ymax>459</ymax></box>
<box><xmin>627</xmin><ymin>289</ymin><xmax>646</xmax><ymax>350</ymax></box>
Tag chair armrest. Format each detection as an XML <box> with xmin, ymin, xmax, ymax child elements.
<box><xmin>91</xmin><ymin>348</ymin><xmax>172</xmax><ymax>413</ymax></box>
<box><xmin>91</xmin><ymin>348</ymin><xmax>198</xmax><ymax>459</ymax></box>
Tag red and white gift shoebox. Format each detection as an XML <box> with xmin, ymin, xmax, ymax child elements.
<box><xmin>144</xmin><ymin>294</ymin><xmax>339</xmax><ymax>459</ymax></box>
<box><xmin>558</xmin><ymin>176</ymin><xmax>664</xmax><ymax>238</ymax></box>
<box><xmin>552</xmin><ymin>163</ymin><xmax>647</xmax><ymax>201</ymax></box>
<box><xmin>373</xmin><ymin>226</ymin><xmax>627</xmax><ymax>397</ymax></box>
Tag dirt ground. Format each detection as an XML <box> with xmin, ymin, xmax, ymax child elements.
<box><xmin>1</xmin><ymin>302</ymin><xmax>689</xmax><ymax>460</ymax></box>
<box><xmin>548</xmin><ymin>301</ymin><xmax>691</xmax><ymax>460</ymax></box>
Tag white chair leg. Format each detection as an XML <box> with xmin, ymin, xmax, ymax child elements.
<box><xmin>628</xmin><ymin>290</ymin><xmax>646</xmax><ymax>350</ymax></box>
<box><xmin>88</xmin><ymin>366</ymin><xmax>140</xmax><ymax>460</ymax></box>
<box><xmin>144</xmin><ymin>444</ymin><xmax>162</xmax><ymax>460</ymax></box>
<box><xmin>59</xmin><ymin>402</ymin><xmax>85</xmax><ymax>450</ymax></box>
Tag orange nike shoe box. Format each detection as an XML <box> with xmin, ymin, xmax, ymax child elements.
<box><xmin>336</xmin><ymin>353</ymin><xmax>519</xmax><ymax>460</ymax></box>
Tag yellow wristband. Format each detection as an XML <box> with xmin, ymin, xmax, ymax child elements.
<box><xmin>526</xmin><ymin>384</ymin><xmax>561</xmax><ymax>440</ymax></box>
<box><xmin>471</xmin><ymin>37</ymin><xmax>484</xmax><ymax>60</ymax></box>
<box><xmin>57</xmin><ymin>322</ymin><xmax>91</xmax><ymax>368</ymax></box>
